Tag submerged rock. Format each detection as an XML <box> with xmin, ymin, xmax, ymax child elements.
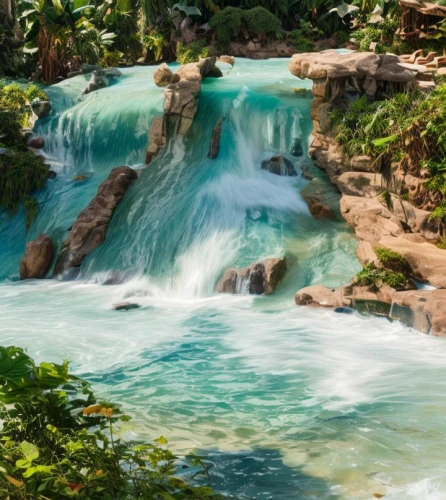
<box><xmin>82</xmin><ymin>71</ymin><xmax>107</xmax><ymax>95</ymax></box>
<box><xmin>20</xmin><ymin>234</ymin><xmax>54</xmax><ymax>280</ymax></box>
<box><xmin>217</xmin><ymin>257</ymin><xmax>287</xmax><ymax>295</ymax></box>
<box><xmin>261</xmin><ymin>155</ymin><xmax>297</xmax><ymax>176</ymax></box>
<box><xmin>54</xmin><ymin>167</ymin><xmax>137</xmax><ymax>276</ymax></box>
<box><xmin>303</xmin><ymin>195</ymin><xmax>335</xmax><ymax>220</ymax></box>
<box><xmin>113</xmin><ymin>301</ymin><xmax>141</xmax><ymax>311</ymax></box>
<box><xmin>208</xmin><ymin>118</ymin><xmax>223</xmax><ymax>159</ymax></box>
<box><xmin>26</xmin><ymin>136</ymin><xmax>45</xmax><ymax>149</ymax></box>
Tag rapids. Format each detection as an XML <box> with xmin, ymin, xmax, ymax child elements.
<box><xmin>1</xmin><ymin>59</ymin><xmax>446</xmax><ymax>499</ymax></box>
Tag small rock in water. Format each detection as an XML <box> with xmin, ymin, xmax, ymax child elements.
<box><xmin>291</xmin><ymin>138</ymin><xmax>304</xmax><ymax>157</ymax></box>
<box><xmin>113</xmin><ymin>302</ymin><xmax>141</xmax><ymax>311</ymax></box>
<box><xmin>47</xmin><ymin>170</ymin><xmax>57</xmax><ymax>179</ymax></box>
<box><xmin>334</xmin><ymin>307</ymin><xmax>354</xmax><ymax>314</ymax></box>
<box><xmin>27</xmin><ymin>136</ymin><xmax>45</xmax><ymax>149</ymax></box>
<box><xmin>261</xmin><ymin>155</ymin><xmax>297</xmax><ymax>176</ymax></box>
<box><xmin>72</xmin><ymin>175</ymin><xmax>91</xmax><ymax>182</ymax></box>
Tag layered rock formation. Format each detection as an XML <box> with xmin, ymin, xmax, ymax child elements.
<box><xmin>20</xmin><ymin>234</ymin><xmax>54</xmax><ymax>280</ymax></box>
<box><xmin>289</xmin><ymin>50</ymin><xmax>446</xmax><ymax>334</ymax></box>
<box><xmin>54</xmin><ymin>167</ymin><xmax>137</xmax><ymax>276</ymax></box>
<box><xmin>261</xmin><ymin>155</ymin><xmax>297</xmax><ymax>176</ymax></box>
<box><xmin>146</xmin><ymin>57</ymin><xmax>223</xmax><ymax>164</ymax></box>
<box><xmin>217</xmin><ymin>257</ymin><xmax>287</xmax><ymax>295</ymax></box>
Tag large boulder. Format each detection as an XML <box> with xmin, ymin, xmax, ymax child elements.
<box><xmin>261</xmin><ymin>155</ymin><xmax>296</xmax><ymax>176</ymax></box>
<box><xmin>154</xmin><ymin>63</ymin><xmax>177</xmax><ymax>87</ymax></box>
<box><xmin>302</xmin><ymin>195</ymin><xmax>334</xmax><ymax>220</ymax></box>
<box><xmin>217</xmin><ymin>257</ymin><xmax>287</xmax><ymax>295</ymax></box>
<box><xmin>390</xmin><ymin>289</ymin><xmax>446</xmax><ymax>336</ymax></box>
<box><xmin>20</xmin><ymin>234</ymin><xmax>54</xmax><ymax>280</ymax></box>
<box><xmin>295</xmin><ymin>285</ymin><xmax>345</xmax><ymax>308</ymax></box>
<box><xmin>336</xmin><ymin>172</ymin><xmax>384</xmax><ymax>197</ymax></box>
<box><xmin>54</xmin><ymin>167</ymin><xmax>137</xmax><ymax>275</ymax></box>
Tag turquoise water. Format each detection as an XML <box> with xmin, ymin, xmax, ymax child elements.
<box><xmin>1</xmin><ymin>59</ymin><xmax>446</xmax><ymax>499</ymax></box>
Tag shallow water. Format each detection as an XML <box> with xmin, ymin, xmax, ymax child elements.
<box><xmin>1</xmin><ymin>59</ymin><xmax>446</xmax><ymax>499</ymax></box>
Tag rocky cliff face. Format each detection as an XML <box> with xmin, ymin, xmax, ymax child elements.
<box><xmin>289</xmin><ymin>50</ymin><xmax>446</xmax><ymax>335</ymax></box>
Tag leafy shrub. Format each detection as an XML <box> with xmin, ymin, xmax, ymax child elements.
<box><xmin>287</xmin><ymin>30</ymin><xmax>316</xmax><ymax>52</ymax></box>
<box><xmin>374</xmin><ymin>247</ymin><xmax>411</xmax><ymax>274</ymax></box>
<box><xmin>0</xmin><ymin>346</ymin><xmax>223</xmax><ymax>499</ymax></box>
<box><xmin>355</xmin><ymin>263</ymin><xmax>408</xmax><ymax>288</ymax></box>
<box><xmin>351</xmin><ymin>17</ymin><xmax>400</xmax><ymax>53</ymax></box>
<box><xmin>209</xmin><ymin>7</ymin><xmax>281</xmax><ymax>50</ymax></box>
<box><xmin>177</xmin><ymin>39</ymin><xmax>209</xmax><ymax>64</ymax></box>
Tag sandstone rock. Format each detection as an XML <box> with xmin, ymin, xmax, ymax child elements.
<box><xmin>217</xmin><ymin>257</ymin><xmax>287</xmax><ymax>295</ymax></box>
<box><xmin>261</xmin><ymin>155</ymin><xmax>296</xmax><ymax>176</ymax></box>
<box><xmin>336</xmin><ymin>172</ymin><xmax>383</xmax><ymax>197</ymax></box>
<box><xmin>356</xmin><ymin>240</ymin><xmax>377</xmax><ymax>265</ymax></box>
<box><xmin>20</xmin><ymin>234</ymin><xmax>54</xmax><ymax>280</ymax></box>
<box><xmin>208</xmin><ymin>118</ymin><xmax>223</xmax><ymax>159</ymax></box>
<box><xmin>303</xmin><ymin>195</ymin><xmax>335</xmax><ymax>219</ymax></box>
<box><xmin>27</xmin><ymin>136</ymin><xmax>45</xmax><ymax>149</ymax></box>
<box><xmin>146</xmin><ymin>57</ymin><xmax>223</xmax><ymax>164</ymax></box>
<box><xmin>390</xmin><ymin>289</ymin><xmax>446</xmax><ymax>335</ymax></box>
<box><xmin>31</xmin><ymin>100</ymin><xmax>51</xmax><ymax>119</ymax></box>
<box><xmin>154</xmin><ymin>63</ymin><xmax>175</xmax><ymax>87</ymax></box>
<box><xmin>295</xmin><ymin>285</ymin><xmax>345</xmax><ymax>308</ymax></box>
<box><xmin>350</xmin><ymin>155</ymin><xmax>374</xmax><ymax>172</ymax></box>
<box><xmin>218</xmin><ymin>55</ymin><xmax>235</xmax><ymax>66</ymax></box>
<box><xmin>54</xmin><ymin>167</ymin><xmax>137</xmax><ymax>275</ymax></box>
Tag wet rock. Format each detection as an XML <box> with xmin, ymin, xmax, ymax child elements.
<box><xmin>54</xmin><ymin>166</ymin><xmax>137</xmax><ymax>275</ymax></box>
<box><xmin>334</xmin><ymin>306</ymin><xmax>354</xmax><ymax>314</ymax></box>
<box><xmin>147</xmin><ymin>57</ymin><xmax>223</xmax><ymax>164</ymax></box>
<box><xmin>26</xmin><ymin>136</ymin><xmax>45</xmax><ymax>149</ymax></box>
<box><xmin>218</xmin><ymin>55</ymin><xmax>235</xmax><ymax>66</ymax></box>
<box><xmin>103</xmin><ymin>68</ymin><xmax>122</xmax><ymax>79</ymax></box>
<box><xmin>47</xmin><ymin>170</ymin><xmax>57</xmax><ymax>179</ymax></box>
<box><xmin>82</xmin><ymin>71</ymin><xmax>107</xmax><ymax>95</ymax></box>
<box><xmin>303</xmin><ymin>195</ymin><xmax>335</xmax><ymax>220</ymax></box>
<box><xmin>217</xmin><ymin>257</ymin><xmax>287</xmax><ymax>295</ymax></box>
<box><xmin>300</xmin><ymin>163</ymin><xmax>313</xmax><ymax>180</ymax></box>
<box><xmin>113</xmin><ymin>301</ymin><xmax>141</xmax><ymax>311</ymax></box>
<box><xmin>20</xmin><ymin>234</ymin><xmax>54</xmax><ymax>280</ymax></box>
<box><xmin>72</xmin><ymin>175</ymin><xmax>91</xmax><ymax>182</ymax></box>
<box><xmin>390</xmin><ymin>289</ymin><xmax>446</xmax><ymax>335</ymax></box>
<box><xmin>261</xmin><ymin>155</ymin><xmax>297</xmax><ymax>176</ymax></box>
<box><xmin>291</xmin><ymin>138</ymin><xmax>304</xmax><ymax>157</ymax></box>
<box><xmin>208</xmin><ymin>118</ymin><xmax>223</xmax><ymax>159</ymax></box>
<box><xmin>31</xmin><ymin>100</ymin><xmax>51</xmax><ymax>119</ymax></box>
<box><xmin>154</xmin><ymin>63</ymin><xmax>176</xmax><ymax>87</ymax></box>
<box><xmin>295</xmin><ymin>285</ymin><xmax>345</xmax><ymax>308</ymax></box>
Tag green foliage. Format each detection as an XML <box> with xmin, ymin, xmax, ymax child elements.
<box><xmin>429</xmin><ymin>201</ymin><xmax>446</xmax><ymax>221</ymax></box>
<box><xmin>287</xmin><ymin>29</ymin><xmax>316</xmax><ymax>52</ymax></box>
<box><xmin>374</xmin><ymin>247</ymin><xmax>411</xmax><ymax>274</ymax></box>
<box><xmin>209</xmin><ymin>6</ymin><xmax>281</xmax><ymax>50</ymax></box>
<box><xmin>355</xmin><ymin>263</ymin><xmax>408</xmax><ymax>288</ymax></box>
<box><xmin>144</xmin><ymin>30</ymin><xmax>169</xmax><ymax>62</ymax></box>
<box><xmin>24</xmin><ymin>84</ymin><xmax>48</xmax><ymax>103</ymax></box>
<box><xmin>177</xmin><ymin>39</ymin><xmax>209</xmax><ymax>64</ymax></box>
<box><xmin>0</xmin><ymin>346</ymin><xmax>224</xmax><ymax>499</ymax></box>
<box><xmin>351</xmin><ymin>17</ymin><xmax>399</xmax><ymax>52</ymax></box>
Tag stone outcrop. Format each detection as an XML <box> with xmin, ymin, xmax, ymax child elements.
<box><xmin>261</xmin><ymin>155</ymin><xmax>296</xmax><ymax>176</ymax></box>
<box><xmin>217</xmin><ymin>257</ymin><xmax>287</xmax><ymax>295</ymax></box>
<box><xmin>20</xmin><ymin>234</ymin><xmax>54</xmax><ymax>280</ymax></box>
<box><xmin>26</xmin><ymin>136</ymin><xmax>45</xmax><ymax>149</ymax></box>
<box><xmin>31</xmin><ymin>100</ymin><xmax>51</xmax><ymax>119</ymax></box>
<box><xmin>154</xmin><ymin>63</ymin><xmax>179</xmax><ymax>87</ymax></box>
<box><xmin>211</xmin><ymin>40</ymin><xmax>294</xmax><ymax>60</ymax></box>
<box><xmin>218</xmin><ymin>55</ymin><xmax>235</xmax><ymax>66</ymax></box>
<box><xmin>146</xmin><ymin>57</ymin><xmax>223</xmax><ymax>164</ymax></box>
<box><xmin>54</xmin><ymin>167</ymin><xmax>137</xmax><ymax>276</ymax></box>
<box><xmin>208</xmin><ymin>118</ymin><xmax>223</xmax><ymax>159</ymax></box>
<box><xmin>303</xmin><ymin>195</ymin><xmax>335</xmax><ymax>220</ymax></box>
<box><xmin>289</xmin><ymin>50</ymin><xmax>446</xmax><ymax>335</ymax></box>
<box><xmin>82</xmin><ymin>68</ymin><xmax>122</xmax><ymax>95</ymax></box>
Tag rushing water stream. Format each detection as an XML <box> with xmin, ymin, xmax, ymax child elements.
<box><xmin>1</xmin><ymin>59</ymin><xmax>446</xmax><ymax>499</ymax></box>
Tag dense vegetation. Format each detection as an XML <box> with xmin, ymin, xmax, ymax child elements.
<box><xmin>332</xmin><ymin>85</ymin><xmax>446</xmax><ymax>228</ymax></box>
<box><xmin>0</xmin><ymin>346</ymin><xmax>223</xmax><ymax>499</ymax></box>
<box><xmin>0</xmin><ymin>82</ymin><xmax>51</xmax><ymax>231</ymax></box>
<box><xmin>355</xmin><ymin>248</ymin><xmax>412</xmax><ymax>288</ymax></box>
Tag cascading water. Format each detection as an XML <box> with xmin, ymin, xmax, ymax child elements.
<box><xmin>1</xmin><ymin>59</ymin><xmax>446</xmax><ymax>499</ymax></box>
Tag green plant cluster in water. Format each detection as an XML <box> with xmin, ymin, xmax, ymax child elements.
<box><xmin>0</xmin><ymin>83</ymin><xmax>50</xmax><ymax>231</ymax></box>
<box><xmin>177</xmin><ymin>39</ymin><xmax>209</xmax><ymax>64</ymax></box>
<box><xmin>0</xmin><ymin>346</ymin><xmax>224</xmax><ymax>499</ymax></box>
<box><xmin>209</xmin><ymin>6</ymin><xmax>280</xmax><ymax>50</ymax></box>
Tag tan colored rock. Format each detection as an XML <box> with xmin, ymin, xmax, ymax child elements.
<box><xmin>54</xmin><ymin>167</ymin><xmax>137</xmax><ymax>275</ymax></box>
<box><xmin>379</xmin><ymin>235</ymin><xmax>446</xmax><ymax>289</ymax></box>
<box><xmin>303</xmin><ymin>195</ymin><xmax>335</xmax><ymax>219</ymax></box>
<box><xmin>20</xmin><ymin>234</ymin><xmax>54</xmax><ymax>280</ymax></box>
<box><xmin>356</xmin><ymin>240</ymin><xmax>377</xmax><ymax>265</ymax></box>
<box><xmin>350</xmin><ymin>155</ymin><xmax>374</xmax><ymax>172</ymax></box>
<box><xmin>390</xmin><ymin>289</ymin><xmax>446</xmax><ymax>335</ymax></box>
<box><xmin>336</xmin><ymin>172</ymin><xmax>383</xmax><ymax>197</ymax></box>
<box><xmin>218</xmin><ymin>55</ymin><xmax>235</xmax><ymax>66</ymax></box>
<box><xmin>217</xmin><ymin>257</ymin><xmax>287</xmax><ymax>295</ymax></box>
<box><xmin>295</xmin><ymin>285</ymin><xmax>345</xmax><ymax>308</ymax></box>
<box><xmin>153</xmin><ymin>63</ymin><xmax>176</xmax><ymax>87</ymax></box>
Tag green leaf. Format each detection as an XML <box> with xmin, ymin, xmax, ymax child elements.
<box><xmin>329</xmin><ymin>1</ymin><xmax>359</xmax><ymax>18</ymax></box>
<box><xmin>23</xmin><ymin>465</ymin><xmax>54</xmax><ymax>478</ymax></box>
<box><xmin>19</xmin><ymin>441</ymin><xmax>39</xmax><ymax>461</ymax></box>
<box><xmin>372</xmin><ymin>135</ymin><xmax>398</xmax><ymax>147</ymax></box>
<box><xmin>155</xmin><ymin>436</ymin><xmax>168</xmax><ymax>445</ymax></box>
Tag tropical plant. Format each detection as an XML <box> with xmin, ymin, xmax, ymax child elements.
<box><xmin>355</xmin><ymin>263</ymin><xmax>408</xmax><ymax>288</ymax></box>
<box><xmin>177</xmin><ymin>38</ymin><xmax>208</xmax><ymax>63</ymax></box>
<box><xmin>0</xmin><ymin>346</ymin><xmax>224</xmax><ymax>499</ymax></box>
